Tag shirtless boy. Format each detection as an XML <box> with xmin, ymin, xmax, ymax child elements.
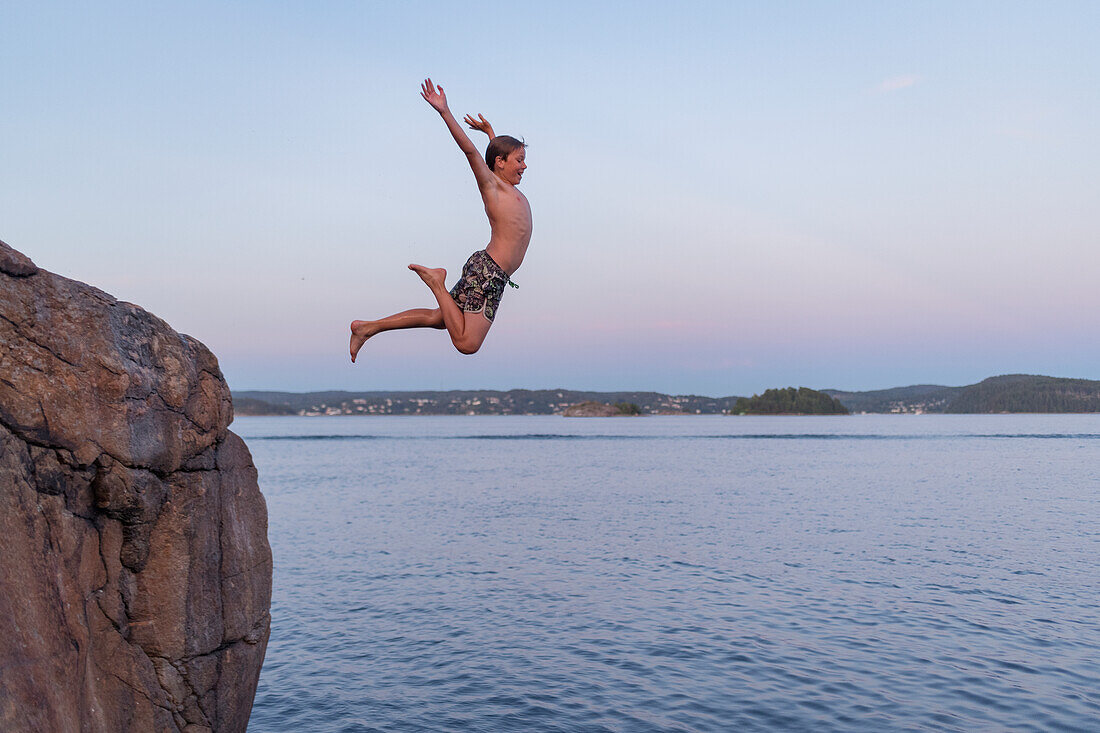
<box><xmin>350</xmin><ymin>78</ymin><xmax>532</xmax><ymax>362</ymax></box>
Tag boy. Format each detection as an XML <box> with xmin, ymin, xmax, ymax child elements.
<box><xmin>350</xmin><ymin>78</ymin><xmax>531</xmax><ymax>361</ymax></box>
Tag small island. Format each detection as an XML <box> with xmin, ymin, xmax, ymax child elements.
<box><xmin>562</xmin><ymin>401</ymin><xmax>642</xmax><ymax>417</ymax></box>
<box><xmin>730</xmin><ymin>387</ymin><xmax>849</xmax><ymax>415</ymax></box>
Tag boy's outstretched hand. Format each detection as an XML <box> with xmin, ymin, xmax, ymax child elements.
<box><xmin>420</xmin><ymin>78</ymin><xmax>448</xmax><ymax>113</ymax></box>
<box><xmin>463</xmin><ymin>113</ymin><xmax>496</xmax><ymax>139</ymax></box>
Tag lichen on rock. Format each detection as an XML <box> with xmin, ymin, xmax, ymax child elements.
<box><xmin>0</xmin><ymin>239</ymin><xmax>272</xmax><ymax>733</ymax></box>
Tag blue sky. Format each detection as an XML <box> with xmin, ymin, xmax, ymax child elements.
<box><xmin>3</xmin><ymin>1</ymin><xmax>1098</xmax><ymax>395</ymax></box>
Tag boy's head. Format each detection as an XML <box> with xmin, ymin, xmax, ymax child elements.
<box><xmin>485</xmin><ymin>135</ymin><xmax>527</xmax><ymax>184</ymax></box>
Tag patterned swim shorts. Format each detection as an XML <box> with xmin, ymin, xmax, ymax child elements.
<box><xmin>449</xmin><ymin>250</ymin><xmax>515</xmax><ymax>323</ymax></box>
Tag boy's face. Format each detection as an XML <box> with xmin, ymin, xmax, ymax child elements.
<box><xmin>496</xmin><ymin>147</ymin><xmax>527</xmax><ymax>185</ymax></box>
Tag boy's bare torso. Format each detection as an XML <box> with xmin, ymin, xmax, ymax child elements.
<box><xmin>483</xmin><ymin>183</ymin><xmax>532</xmax><ymax>276</ymax></box>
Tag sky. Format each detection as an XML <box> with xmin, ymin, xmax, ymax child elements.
<box><xmin>3</xmin><ymin>1</ymin><xmax>1098</xmax><ymax>396</ymax></box>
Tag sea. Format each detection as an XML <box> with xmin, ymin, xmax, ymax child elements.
<box><xmin>239</xmin><ymin>414</ymin><xmax>1099</xmax><ymax>732</ymax></box>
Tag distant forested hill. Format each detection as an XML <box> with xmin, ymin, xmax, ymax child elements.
<box><xmin>731</xmin><ymin>387</ymin><xmax>849</xmax><ymax>415</ymax></box>
<box><xmin>826</xmin><ymin>375</ymin><xmax>1100</xmax><ymax>414</ymax></box>
<box><xmin>822</xmin><ymin>385</ymin><xmax>961</xmax><ymax>414</ymax></box>
<box><xmin>944</xmin><ymin>375</ymin><xmax>1100</xmax><ymax>413</ymax></box>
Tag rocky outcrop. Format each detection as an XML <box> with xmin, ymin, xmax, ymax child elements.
<box><xmin>562</xmin><ymin>401</ymin><xmax>636</xmax><ymax>417</ymax></box>
<box><xmin>1</xmin><ymin>239</ymin><xmax>272</xmax><ymax>732</ymax></box>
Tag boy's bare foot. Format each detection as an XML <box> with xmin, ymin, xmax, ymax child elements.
<box><xmin>349</xmin><ymin>320</ymin><xmax>377</xmax><ymax>363</ymax></box>
<box><xmin>408</xmin><ymin>264</ymin><xmax>447</xmax><ymax>291</ymax></box>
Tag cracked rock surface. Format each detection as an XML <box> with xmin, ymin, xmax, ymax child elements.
<box><xmin>1</xmin><ymin>239</ymin><xmax>272</xmax><ymax>732</ymax></box>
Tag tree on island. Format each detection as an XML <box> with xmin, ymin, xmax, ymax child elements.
<box><xmin>731</xmin><ymin>387</ymin><xmax>849</xmax><ymax>415</ymax></box>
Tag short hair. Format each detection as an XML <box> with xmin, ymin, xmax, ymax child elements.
<box><xmin>485</xmin><ymin>135</ymin><xmax>526</xmax><ymax>171</ymax></box>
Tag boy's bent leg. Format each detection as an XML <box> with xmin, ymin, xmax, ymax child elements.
<box><xmin>452</xmin><ymin>311</ymin><xmax>492</xmax><ymax>355</ymax></box>
<box><xmin>350</xmin><ymin>307</ymin><xmax>443</xmax><ymax>362</ymax></box>
<box><xmin>408</xmin><ymin>264</ymin><xmax>492</xmax><ymax>355</ymax></box>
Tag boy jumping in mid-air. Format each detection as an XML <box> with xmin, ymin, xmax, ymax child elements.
<box><xmin>350</xmin><ymin>78</ymin><xmax>531</xmax><ymax>361</ymax></box>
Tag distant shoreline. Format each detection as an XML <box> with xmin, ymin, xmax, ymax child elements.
<box><xmin>234</xmin><ymin>375</ymin><xmax>1100</xmax><ymax>416</ymax></box>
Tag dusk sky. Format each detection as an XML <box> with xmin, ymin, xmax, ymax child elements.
<box><xmin>3</xmin><ymin>1</ymin><xmax>1098</xmax><ymax>396</ymax></box>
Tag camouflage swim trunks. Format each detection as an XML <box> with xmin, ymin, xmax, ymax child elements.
<box><xmin>449</xmin><ymin>250</ymin><xmax>516</xmax><ymax>323</ymax></box>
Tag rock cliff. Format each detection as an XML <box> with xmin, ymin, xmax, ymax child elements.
<box><xmin>0</xmin><ymin>240</ymin><xmax>272</xmax><ymax>732</ymax></box>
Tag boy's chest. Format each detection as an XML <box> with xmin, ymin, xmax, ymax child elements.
<box><xmin>488</xmin><ymin>190</ymin><xmax>531</xmax><ymax>225</ymax></box>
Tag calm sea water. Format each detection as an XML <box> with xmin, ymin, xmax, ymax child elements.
<box><xmin>240</xmin><ymin>415</ymin><xmax>1100</xmax><ymax>732</ymax></box>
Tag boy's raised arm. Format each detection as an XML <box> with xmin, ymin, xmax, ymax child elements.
<box><xmin>421</xmin><ymin>78</ymin><xmax>494</xmax><ymax>187</ymax></box>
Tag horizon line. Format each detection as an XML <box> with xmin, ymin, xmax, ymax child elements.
<box><xmin>230</xmin><ymin>373</ymin><xmax>1095</xmax><ymax>398</ymax></box>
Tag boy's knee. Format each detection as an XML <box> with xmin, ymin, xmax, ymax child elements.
<box><xmin>453</xmin><ymin>332</ymin><xmax>485</xmax><ymax>354</ymax></box>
